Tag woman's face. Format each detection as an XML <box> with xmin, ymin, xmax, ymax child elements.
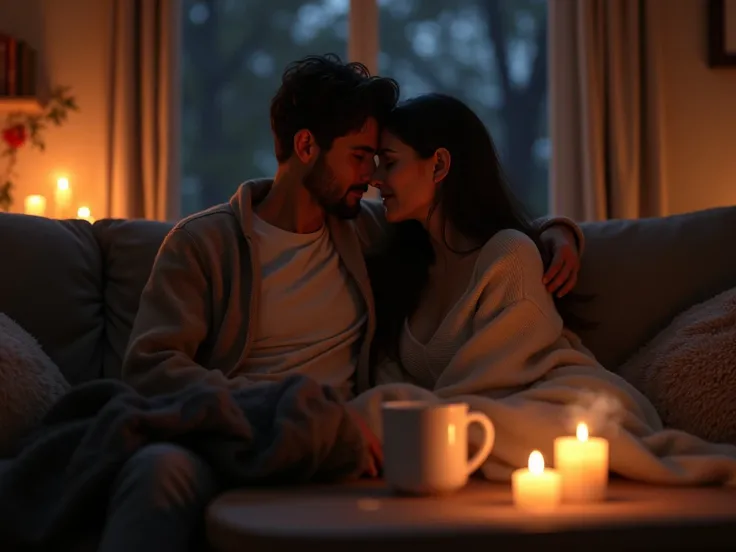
<box><xmin>372</xmin><ymin>130</ymin><xmax>444</xmax><ymax>223</ymax></box>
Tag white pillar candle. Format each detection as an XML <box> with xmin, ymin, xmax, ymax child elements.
<box><xmin>512</xmin><ymin>450</ymin><xmax>562</xmax><ymax>513</ymax></box>
<box><xmin>76</xmin><ymin>206</ymin><xmax>95</xmax><ymax>223</ymax></box>
<box><xmin>55</xmin><ymin>177</ymin><xmax>71</xmax><ymax>218</ymax></box>
<box><xmin>554</xmin><ymin>422</ymin><xmax>609</xmax><ymax>503</ymax></box>
<box><xmin>24</xmin><ymin>194</ymin><xmax>47</xmax><ymax>216</ymax></box>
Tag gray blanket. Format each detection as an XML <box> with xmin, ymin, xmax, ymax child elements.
<box><xmin>0</xmin><ymin>375</ymin><xmax>370</xmax><ymax>550</ymax></box>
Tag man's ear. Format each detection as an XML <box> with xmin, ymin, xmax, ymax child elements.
<box><xmin>432</xmin><ymin>148</ymin><xmax>451</xmax><ymax>184</ymax></box>
<box><xmin>293</xmin><ymin>129</ymin><xmax>319</xmax><ymax>164</ymax></box>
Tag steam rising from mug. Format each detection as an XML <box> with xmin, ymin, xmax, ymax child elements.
<box><xmin>564</xmin><ymin>390</ymin><xmax>626</xmax><ymax>437</ymax></box>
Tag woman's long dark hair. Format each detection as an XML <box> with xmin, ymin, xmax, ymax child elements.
<box><xmin>367</xmin><ymin>94</ymin><xmax>589</xmax><ymax>368</ymax></box>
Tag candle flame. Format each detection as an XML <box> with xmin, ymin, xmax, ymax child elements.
<box><xmin>57</xmin><ymin>177</ymin><xmax>69</xmax><ymax>191</ymax></box>
<box><xmin>24</xmin><ymin>194</ymin><xmax>47</xmax><ymax>216</ymax></box>
<box><xmin>576</xmin><ymin>422</ymin><xmax>589</xmax><ymax>442</ymax></box>
<box><xmin>528</xmin><ymin>450</ymin><xmax>545</xmax><ymax>475</ymax></box>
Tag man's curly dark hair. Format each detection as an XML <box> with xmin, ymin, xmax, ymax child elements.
<box><xmin>270</xmin><ymin>54</ymin><xmax>400</xmax><ymax>162</ymax></box>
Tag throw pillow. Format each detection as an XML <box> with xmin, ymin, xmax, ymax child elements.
<box><xmin>0</xmin><ymin>313</ymin><xmax>70</xmax><ymax>456</ymax></box>
<box><xmin>618</xmin><ymin>286</ymin><xmax>736</xmax><ymax>445</ymax></box>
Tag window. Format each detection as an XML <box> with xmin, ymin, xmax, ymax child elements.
<box><xmin>181</xmin><ymin>0</ymin><xmax>548</xmax><ymax>217</ymax></box>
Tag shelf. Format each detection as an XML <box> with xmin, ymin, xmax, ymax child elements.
<box><xmin>0</xmin><ymin>97</ymin><xmax>43</xmax><ymax>114</ymax></box>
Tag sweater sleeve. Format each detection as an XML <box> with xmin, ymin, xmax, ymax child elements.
<box><xmin>123</xmin><ymin>227</ymin><xmax>253</xmax><ymax>396</ymax></box>
<box><xmin>433</xmin><ymin>231</ymin><xmax>567</xmax><ymax>396</ymax></box>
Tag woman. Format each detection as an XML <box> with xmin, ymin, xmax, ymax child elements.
<box><xmin>350</xmin><ymin>93</ymin><xmax>736</xmax><ymax>485</ymax></box>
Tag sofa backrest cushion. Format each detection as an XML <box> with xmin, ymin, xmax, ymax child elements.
<box><xmin>94</xmin><ymin>219</ymin><xmax>174</xmax><ymax>379</ymax></box>
<box><xmin>0</xmin><ymin>214</ymin><xmax>103</xmax><ymax>384</ymax></box>
<box><xmin>571</xmin><ymin>206</ymin><xmax>736</xmax><ymax>371</ymax></box>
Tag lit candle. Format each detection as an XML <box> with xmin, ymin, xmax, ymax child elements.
<box><xmin>553</xmin><ymin>422</ymin><xmax>609</xmax><ymax>503</ymax></box>
<box><xmin>55</xmin><ymin>177</ymin><xmax>72</xmax><ymax>218</ymax></box>
<box><xmin>77</xmin><ymin>206</ymin><xmax>95</xmax><ymax>223</ymax></box>
<box><xmin>512</xmin><ymin>450</ymin><xmax>562</xmax><ymax>512</ymax></box>
<box><xmin>24</xmin><ymin>194</ymin><xmax>47</xmax><ymax>216</ymax></box>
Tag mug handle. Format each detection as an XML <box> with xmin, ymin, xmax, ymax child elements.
<box><xmin>465</xmin><ymin>411</ymin><xmax>495</xmax><ymax>476</ymax></box>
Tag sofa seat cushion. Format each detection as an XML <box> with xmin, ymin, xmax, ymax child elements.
<box><xmin>571</xmin><ymin>206</ymin><xmax>736</xmax><ymax>371</ymax></box>
<box><xmin>0</xmin><ymin>214</ymin><xmax>104</xmax><ymax>383</ymax></box>
<box><xmin>95</xmin><ymin>219</ymin><xmax>174</xmax><ymax>379</ymax></box>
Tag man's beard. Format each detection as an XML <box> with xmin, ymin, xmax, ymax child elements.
<box><xmin>303</xmin><ymin>154</ymin><xmax>366</xmax><ymax>219</ymax></box>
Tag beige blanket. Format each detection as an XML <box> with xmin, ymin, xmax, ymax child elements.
<box><xmin>350</xmin><ymin>231</ymin><xmax>736</xmax><ymax>485</ymax></box>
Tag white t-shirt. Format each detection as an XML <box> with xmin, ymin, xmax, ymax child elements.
<box><xmin>243</xmin><ymin>214</ymin><xmax>367</xmax><ymax>393</ymax></box>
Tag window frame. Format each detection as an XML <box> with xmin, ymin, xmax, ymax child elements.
<box><xmin>347</xmin><ymin>0</ymin><xmax>379</xmax><ymax>74</ymax></box>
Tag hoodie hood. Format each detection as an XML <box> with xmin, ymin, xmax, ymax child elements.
<box><xmin>228</xmin><ymin>178</ymin><xmax>274</xmax><ymax>241</ymax></box>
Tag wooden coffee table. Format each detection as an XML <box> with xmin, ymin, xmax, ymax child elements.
<box><xmin>207</xmin><ymin>479</ymin><xmax>736</xmax><ymax>551</ymax></box>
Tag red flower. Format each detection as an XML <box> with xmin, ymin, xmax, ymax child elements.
<box><xmin>2</xmin><ymin>124</ymin><xmax>27</xmax><ymax>149</ymax></box>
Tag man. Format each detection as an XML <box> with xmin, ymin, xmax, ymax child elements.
<box><xmin>101</xmin><ymin>55</ymin><xmax>582</xmax><ymax>551</ymax></box>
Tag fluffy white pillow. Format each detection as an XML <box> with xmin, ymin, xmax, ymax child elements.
<box><xmin>0</xmin><ymin>314</ymin><xmax>70</xmax><ymax>457</ymax></box>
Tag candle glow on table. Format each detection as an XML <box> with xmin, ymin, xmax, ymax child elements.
<box><xmin>554</xmin><ymin>422</ymin><xmax>609</xmax><ymax>503</ymax></box>
<box><xmin>55</xmin><ymin>177</ymin><xmax>72</xmax><ymax>217</ymax></box>
<box><xmin>77</xmin><ymin>206</ymin><xmax>95</xmax><ymax>223</ymax></box>
<box><xmin>24</xmin><ymin>194</ymin><xmax>47</xmax><ymax>216</ymax></box>
<box><xmin>512</xmin><ymin>450</ymin><xmax>561</xmax><ymax>512</ymax></box>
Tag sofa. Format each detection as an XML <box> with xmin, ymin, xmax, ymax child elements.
<box><xmin>1</xmin><ymin>205</ymin><xmax>736</xmax><ymax>548</ymax></box>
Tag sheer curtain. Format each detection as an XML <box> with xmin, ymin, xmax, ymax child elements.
<box><xmin>549</xmin><ymin>0</ymin><xmax>669</xmax><ymax>221</ymax></box>
<box><xmin>107</xmin><ymin>0</ymin><xmax>181</xmax><ymax>220</ymax></box>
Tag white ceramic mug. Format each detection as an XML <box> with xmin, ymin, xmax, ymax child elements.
<box><xmin>382</xmin><ymin>401</ymin><xmax>495</xmax><ymax>495</ymax></box>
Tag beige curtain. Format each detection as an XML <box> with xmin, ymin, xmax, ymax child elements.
<box><xmin>107</xmin><ymin>0</ymin><xmax>181</xmax><ymax>220</ymax></box>
<box><xmin>549</xmin><ymin>0</ymin><xmax>669</xmax><ymax>221</ymax></box>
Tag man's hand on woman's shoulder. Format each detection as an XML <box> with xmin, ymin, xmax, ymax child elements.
<box><xmin>541</xmin><ymin>225</ymin><xmax>581</xmax><ymax>298</ymax></box>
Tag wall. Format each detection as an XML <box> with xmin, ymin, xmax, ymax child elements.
<box><xmin>657</xmin><ymin>0</ymin><xmax>736</xmax><ymax>214</ymax></box>
<box><xmin>1</xmin><ymin>0</ymin><xmax>110</xmax><ymax>219</ymax></box>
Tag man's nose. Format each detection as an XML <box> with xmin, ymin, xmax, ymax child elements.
<box><xmin>359</xmin><ymin>166</ymin><xmax>376</xmax><ymax>184</ymax></box>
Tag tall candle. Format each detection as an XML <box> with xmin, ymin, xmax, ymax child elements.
<box><xmin>554</xmin><ymin>422</ymin><xmax>609</xmax><ymax>503</ymax></box>
<box><xmin>512</xmin><ymin>450</ymin><xmax>561</xmax><ymax>513</ymax></box>
<box><xmin>24</xmin><ymin>194</ymin><xmax>47</xmax><ymax>216</ymax></box>
<box><xmin>55</xmin><ymin>177</ymin><xmax>71</xmax><ymax>218</ymax></box>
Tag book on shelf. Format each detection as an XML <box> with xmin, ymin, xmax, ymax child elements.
<box><xmin>0</xmin><ymin>33</ymin><xmax>38</xmax><ymax>97</ymax></box>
